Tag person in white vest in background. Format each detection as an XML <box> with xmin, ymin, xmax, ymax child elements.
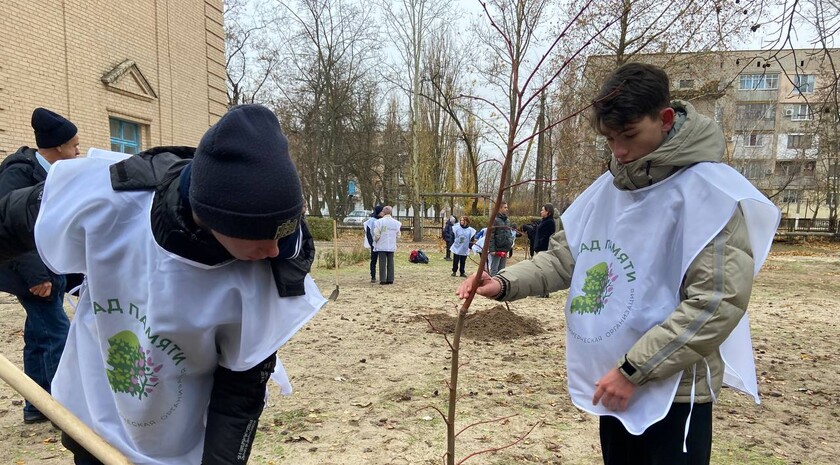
<box><xmin>0</xmin><ymin>104</ymin><xmax>326</xmax><ymax>465</ymax></box>
<box><xmin>457</xmin><ymin>63</ymin><xmax>779</xmax><ymax>465</ymax></box>
<box><xmin>373</xmin><ymin>205</ymin><xmax>401</xmax><ymax>285</ymax></box>
<box><xmin>449</xmin><ymin>216</ymin><xmax>476</xmax><ymax>278</ymax></box>
<box><xmin>470</xmin><ymin>227</ymin><xmax>489</xmax><ymax>271</ymax></box>
<box><xmin>363</xmin><ymin>205</ymin><xmax>384</xmax><ymax>283</ymax></box>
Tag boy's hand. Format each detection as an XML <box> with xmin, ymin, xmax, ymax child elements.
<box><xmin>29</xmin><ymin>280</ymin><xmax>52</xmax><ymax>298</ymax></box>
<box><xmin>456</xmin><ymin>272</ymin><xmax>499</xmax><ymax>299</ymax></box>
<box><xmin>592</xmin><ymin>368</ymin><xmax>636</xmax><ymax>412</ymax></box>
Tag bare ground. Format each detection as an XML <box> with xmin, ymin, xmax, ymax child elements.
<box><xmin>1</xmin><ymin>239</ymin><xmax>838</xmax><ymax>465</ymax></box>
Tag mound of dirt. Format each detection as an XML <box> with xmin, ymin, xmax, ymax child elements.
<box><xmin>418</xmin><ymin>305</ymin><xmax>545</xmax><ymax>340</ymax></box>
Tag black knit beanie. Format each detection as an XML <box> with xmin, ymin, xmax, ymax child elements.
<box><xmin>31</xmin><ymin>108</ymin><xmax>77</xmax><ymax>148</ymax></box>
<box><xmin>190</xmin><ymin>104</ymin><xmax>304</xmax><ymax>240</ymax></box>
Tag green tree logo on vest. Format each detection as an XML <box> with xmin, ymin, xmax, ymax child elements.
<box><xmin>570</xmin><ymin>262</ymin><xmax>618</xmax><ymax>315</ymax></box>
<box><xmin>106</xmin><ymin>331</ymin><xmax>162</xmax><ymax>400</ymax></box>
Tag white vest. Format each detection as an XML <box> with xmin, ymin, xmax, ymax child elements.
<box><xmin>560</xmin><ymin>162</ymin><xmax>778</xmax><ymax>434</ymax></box>
<box><xmin>471</xmin><ymin>228</ymin><xmax>487</xmax><ymax>254</ymax></box>
<box><xmin>373</xmin><ymin>216</ymin><xmax>401</xmax><ymax>252</ymax></box>
<box><xmin>450</xmin><ymin>225</ymin><xmax>476</xmax><ymax>256</ymax></box>
<box><xmin>363</xmin><ymin>217</ymin><xmax>376</xmax><ymax>249</ymax></box>
<box><xmin>34</xmin><ymin>155</ymin><xmax>326</xmax><ymax>465</ymax></box>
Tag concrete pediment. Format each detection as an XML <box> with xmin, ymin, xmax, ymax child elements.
<box><xmin>101</xmin><ymin>60</ymin><xmax>157</xmax><ymax>101</ymax></box>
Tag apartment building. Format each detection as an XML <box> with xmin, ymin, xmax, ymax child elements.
<box><xmin>584</xmin><ymin>49</ymin><xmax>840</xmax><ymax>219</ymax></box>
<box><xmin>0</xmin><ymin>0</ymin><xmax>227</xmax><ymax>159</ymax></box>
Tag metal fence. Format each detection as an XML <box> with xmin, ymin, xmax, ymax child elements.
<box><xmin>776</xmin><ymin>217</ymin><xmax>838</xmax><ymax>238</ymax></box>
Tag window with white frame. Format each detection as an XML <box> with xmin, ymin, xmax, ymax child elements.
<box><xmin>777</xmin><ymin>161</ymin><xmax>801</xmax><ymax>177</ymax></box>
<box><xmin>743</xmin><ymin>133</ymin><xmax>766</xmax><ymax>147</ymax></box>
<box><xmin>737</xmin><ymin>103</ymin><xmax>775</xmax><ymax>121</ymax></box>
<box><xmin>791</xmin><ymin>103</ymin><xmax>813</xmax><ymax>121</ymax></box>
<box><xmin>787</xmin><ymin>134</ymin><xmax>813</xmax><ymax>149</ymax></box>
<box><xmin>742</xmin><ymin>160</ymin><xmax>767</xmax><ymax>179</ymax></box>
<box><xmin>739</xmin><ymin>73</ymin><xmax>779</xmax><ymax>90</ymax></box>
<box><xmin>781</xmin><ymin>189</ymin><xmax>800</xmax><ymax>203</ymax></box>
<box><xmin>793</xmin><ymin>74</ymin><xmax>816</xmax><ymax>94</ymax></box>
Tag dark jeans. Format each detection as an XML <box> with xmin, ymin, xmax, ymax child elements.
<box><xmin>19</xmin><ymin>274</ymin><xmax>69</xmax><ymax>416</ymax></box>
<box><xmin>600</xmin><ymin>402</ymin><xmax>712</xmax><ymax>465</ymax></box>
<box><xmin>378</xmin><ymin>251</ymin><xmax>395</xmax><ymax>283</ymax></box>
<box><xmin>369</xmin><ymin>250</ymin><xmax>379</xmax><ymax>280</ymax></box>
<box><xmin>444</xmin><ymin>240</ymin><xmax>453</xmax><ymax>259</ymax></box>
<box><xmin>452</xmin><ymin>254</ymin><xmax>467</xmax><ymax>274</ymax></box>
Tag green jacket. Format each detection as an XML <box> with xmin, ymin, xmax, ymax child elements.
<box><xmin>496</xmin><ymin>101</ymin><xmax>755</xmax><ymax>403</ymax></box>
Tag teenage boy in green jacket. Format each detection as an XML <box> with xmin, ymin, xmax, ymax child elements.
<box><xmin>457</xmin><ymin>63</ymin><xmax>779</xmax><ymax>465</ymax></box>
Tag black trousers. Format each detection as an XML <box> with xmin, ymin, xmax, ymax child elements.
<box><xmin>600</xmin><ymin>402</ymin><xmax>712</xmax><ymax>465</ymax></box>
<box><xmin>369</xmin><ymin>250</ymin><xmax>379</xmax><ymax>280</ymax></box>
<box><xmin>452</xmin><ymin>254</ymin><xmax>467</xmax><ymax>274</ymax></box>
<box><xmin>444</xmin><ymin>240</ymin><xmax>453</xmax><ymax>258</ymax></box>
<box><xmin>62</xmin><ymin>432</ymin><xmax>103</xmax><ymax>465</ymax></box>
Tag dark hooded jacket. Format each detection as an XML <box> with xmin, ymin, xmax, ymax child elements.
<box><xmin>0</xmin><ymin>147</ymin><xmax>58</xmax><ymax>297</ymax></box>
<box><xmin>488</xmin><ymin>213</ymin><xmax>513</xmax><ymax>253</ymax></box>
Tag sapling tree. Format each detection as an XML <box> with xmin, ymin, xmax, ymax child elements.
<box><xmin>421</xmin><ymin>1</ymin><xmax>622</xmax><ymax>463</ymax></box>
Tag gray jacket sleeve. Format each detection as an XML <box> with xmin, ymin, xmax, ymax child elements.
<box><xmin>495</xmin><ymin>229</ymin><xmax>576</xmax><ymax>300</ymax></box>
<box><xmin>621</xmin><ymin>206</ymin><xmax>755</xmax><ymax>386</ymax></box>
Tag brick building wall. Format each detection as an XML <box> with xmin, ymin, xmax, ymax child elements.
<box><xmin>0</xmin><ymin>0</ymin><xmax>226</xmax><ymax>158</ymax></box>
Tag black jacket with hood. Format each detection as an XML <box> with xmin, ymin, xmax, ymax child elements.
<box><xmin>0</xmin><ymin>147</ymin><xmax>59</xmax><ymax>297</ymax></box>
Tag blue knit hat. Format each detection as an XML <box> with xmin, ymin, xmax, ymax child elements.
<box><xmin>31</xmin><ymin>108</ymin><xmax>77</xmax><ymax>148</ymax></box>
<box><xmin>189</xmin><ymin>104</ymin><xmax>304</xmax><ymax>240</ymax></box>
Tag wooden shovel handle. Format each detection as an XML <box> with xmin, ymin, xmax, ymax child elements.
<box><xmin>0</xmin><ymin>353</ymin><xmax>133</xmax><ymax>464</ymax></box>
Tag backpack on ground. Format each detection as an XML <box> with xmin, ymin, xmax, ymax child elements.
<box><xmin>409</xmin><ymin>249</ymin><xmax>429</xmax><ymax>264</ymax></box>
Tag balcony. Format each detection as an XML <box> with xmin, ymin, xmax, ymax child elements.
<box><xmin>734</xmin><ymin>119</ymin><xmax>776</xmax><ymax>132</ymax></box>
<box><xmin>735</xmin><ymin>89</ymin><xmax>780</xmax><ymax>101</ymax></box>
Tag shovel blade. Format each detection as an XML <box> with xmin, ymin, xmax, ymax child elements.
<box><xmin>328</xmin><ymin>286</ymin><xmax>339</xmax><ymax>301</ymax></box>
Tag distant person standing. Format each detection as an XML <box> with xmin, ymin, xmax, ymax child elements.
<box><xmin>0</xmin><ymin>107</ymin><xmax>78</xmax><ymax>424</ymax></box>
<box><xmin>522</xmin><ymin>219</ymin><xmax>540</xmax><ymax>258</ymax></box>
<box><xmin>363</xmin><ymin>205</ymin><xmax>384</xmax><ymax>283</ymax></box>
<box><xmin>449</xmin><ymin>216</ymin><xmax>475</xmax><ymax>278</ymax></box>
<box><xmin>534</xmin><ymin>203</ymin><xmax>556</xmax><ymax>254</ymax></box>
<box><xmin>442</xmin><ymin>216</ymin><xmax>456</xmax><ymax>261</ymax></box>
<box><xmin>487</xmin><ymin>202</ymin><xmax>513</xmax><ymax>276</ymax></box>
<box><xmin>470</xmin><ymin>227</ymin><xmax>486</xmax><ymax>255</ymax></box>
<box><xmin>373</xmin><ymin>206</ymin><xmax>401</xmax><ymax>284</ymax></box>
<box><xmin>534</xmin><ymin>203</ymin><xmax>557</xmax><ymax>298</ymax></box>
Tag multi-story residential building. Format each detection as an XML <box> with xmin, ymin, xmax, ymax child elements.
<box><xmin>1</xmin><ymin>1</ymin><xmax>227</xmax><ymax>159</ymax></box>
<box><xmin>583</xmin><ymin>49</ymin><xmax>840</xmax><ymax>221</ymax></box>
